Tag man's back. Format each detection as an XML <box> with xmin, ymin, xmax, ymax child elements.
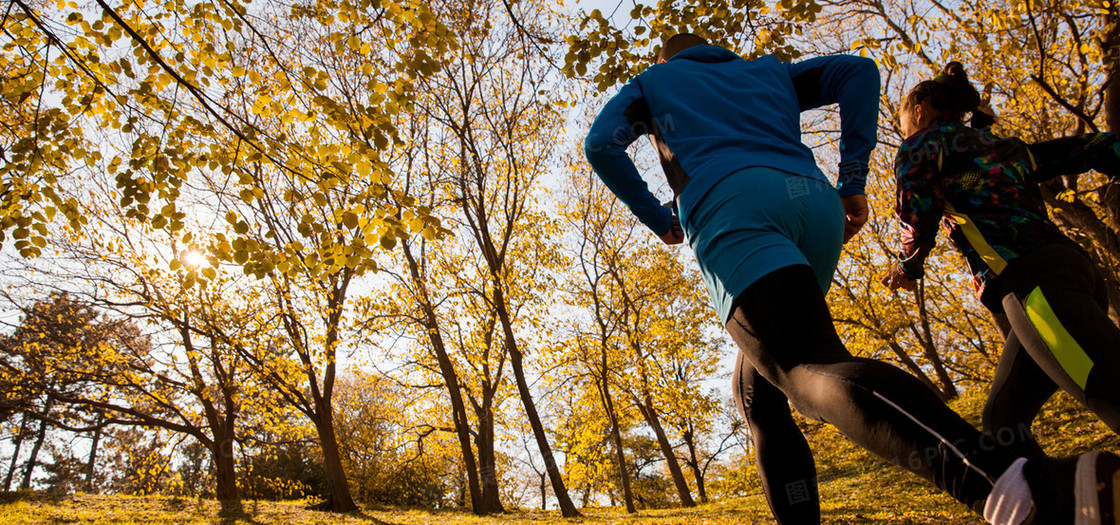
<box><xmin>633</xmin><ymin>48</ymin><xmax>820</xmax><ymax>190</ymax></box>
<box><xmin>584</xmin><ymin>45</ymin><xmax>878</xmax><ymax>236</ymax></box>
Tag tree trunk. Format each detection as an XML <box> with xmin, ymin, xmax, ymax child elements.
<box><xmin>4</xmin><ymin>416</ymin><xmax>28</xmax><ymax>491</ymax></box>
<box><xmin>1107</xmin><ymin>283</ymin><xmax>1120</xmax><ymax>326</ymax></box>
<box><xmin>915</xmin><ymin>285</ymin><xmax>959</xmax><ymax>400</ymax></box>
<box><xmin>505</xmin><ymin>345</ymin><xmax>580</xmax><ymax>517</ymax></box>
<box><xmin>312</xmin><ymin>404</ymin><xmax>357</xmax><ymax>512</ymax></box>
<box><xmin>607</xmin><ymin>415</ymin><xmax>635</xmax><ymax>512</ymax></box>
<box><xmin>681</xmin><ymin>429</ymin><xmax>708</xmax><ymax>504</ymax></box>
<box><xmin>21</xmin><ymin>414</ymin><xmax>49</xmax><ymax>490</ymax></box>
<box><xmin>1103</xmin><ymin>11</ymin><xmax>1120</xmax><ymax>134</ymax></box>
<box><xmin>693</xmin><ymin>463</ymin><xmax>707</xmax><ymax>504</ymax></box>
<box><xmin>402</xmin><ymin>241</ymin><xmax>486</xmax><ymax>514</ymax></box>
<box><xmin>1099</xmin><ymin>11</ymin><xmax>1120</xmax><ymax>325</ymax></box>
<box><xmin>84</xmin><ymin>422</ymin><xmax>101</xmax><ymax>493</ymax></box>
<box><xmin>474</xmin><ymin>408</ymin><xmax>505</xmax><ymax>513</ymax></box>
<box><xmin>633</xmin><ymin>398</ymin><xmax>696</xmax><ymax>507</ymax></box>
<box><xmin>183</xmin><ymin>323</ymin><xmax>241</xmax><ymax>503</ymax></box>
<box><xmin>885</xmin><ymin>340</ymin><xmax>943</xmax><ymax>394</ymax></box>
<box><xmin>458</xmin><ymin>469</ymin><xmax>467</xmax><ymax>508</ymax></box>
<box><xmin>432</xmin><ymin>338</ymin><xmax>486</xmax><ymax>512</ymax></box>
<box><xmin>539</xmin><ymin>472</ymin><xmax>547</xmax><ymax>510</ymax></box>
<box><xmin>447</xmin><ymin>374</ymin><xmax>485</xmax><ymax>515</ymax></box>
<box><xmin>493</xmin><ymin>289</ymin><xmax>580</xmax><ymax>517</ymax></box>
<box><xmin>599</xmin><ymin>376</ymin><xmax>635</xmax><ymax>513</ymax></box>
<box><xmin>920</xmin><ymin>340</ymin><xmax>959</xmax><ymax>401</ymax></box>
<box><xmin>212</xmin><ymin>435</ymin><xmax>239</xmax><ymax>501</ymax></box>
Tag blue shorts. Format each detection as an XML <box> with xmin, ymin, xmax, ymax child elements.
<box><xmin>679</xmin><ymin>166</ymin><xmax>845</xmax><ymax>322</ymax></box>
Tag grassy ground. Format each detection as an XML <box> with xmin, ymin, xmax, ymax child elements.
<box><xmin>0</xmin><ymin>489</ymin><xmax>980</xmax><ymax>525</ymax></box>
<box><xmin>1</xmin><ymin>391</ymin><xmax>1114</xmax><ymax>524</ymax></box>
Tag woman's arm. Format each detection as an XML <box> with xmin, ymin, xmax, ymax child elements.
<box><xmin>1029</xmin><ymin>133</ymin><xmax>1120</xmax><ymax>183</ymax></box>
<box><xmin>894</xmin><ymin>136</ymin><xmax>947</xmax><ymax>280</ymax></box>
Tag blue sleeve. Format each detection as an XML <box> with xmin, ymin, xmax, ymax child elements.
<box><xmin>583</xmin><ymin>77</ymin><xmax>673</xmax><ymax>236</ymax></box>
<box><xmin>788</xmin><ymin>55</ymin><xmax>881</xmax><ymax>197</ymax></box>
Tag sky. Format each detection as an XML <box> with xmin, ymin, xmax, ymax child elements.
<box><xmin>1</xmin><ymin>0</ymin><xmax>749</xmax><ymax>497</ymax></box>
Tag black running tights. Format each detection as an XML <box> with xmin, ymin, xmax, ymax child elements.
<box><xmin>726</xmin><ymin>264</ymin><xmax>1016</xmax><ymax>514</ymax></box>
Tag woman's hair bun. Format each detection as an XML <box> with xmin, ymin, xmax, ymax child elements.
<box><xmin>940</xmin><ymin>61</ymin><xmax>980</xmax><ymax>113</ymax></box>
<box><xmin>942</xmin><ymin>61</ymin><xmax>967</xmax><ymax>81</ymax></box>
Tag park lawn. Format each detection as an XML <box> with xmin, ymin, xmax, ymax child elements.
<box><xmin>0</xmin><ymin>468</ymin><xmax>983</xmax><ymax>525</ymax></box>
<box><xmin>0</xmin><ymin>489</ymin><xmax>981</xmax><ymax>524</ymax></box>
<box><xmin>2</xmin><ymin>391</ymin><xmax>1113</xmax><ymax>524</ymax></box>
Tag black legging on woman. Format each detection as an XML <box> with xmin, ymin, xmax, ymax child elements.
<box><xmin>728</xmin><ymin>264</ymin><xmax>1019</xmax><ymax>514</ymax></box>
<box><xmin>982</xmin><ymin>243</ymin><xmax>1120</xmax><ymax>459</ymax></box>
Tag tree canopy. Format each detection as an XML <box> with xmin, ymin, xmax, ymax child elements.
<box><xmin>3</xmin><ymin>0</ymin><xmax>1119</xmax><ymax>516</ymax></box>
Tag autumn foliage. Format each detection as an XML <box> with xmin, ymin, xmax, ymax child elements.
<box><xmin>2</xmin><ymin>0</ymin><xmax>1119</xmax><ymax>518</ymax></box>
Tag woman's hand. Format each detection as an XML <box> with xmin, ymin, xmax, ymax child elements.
<box><xmin>881</xmin><ymin>263</ymin><xmax>919</xmax><ymax>291</ymax></box>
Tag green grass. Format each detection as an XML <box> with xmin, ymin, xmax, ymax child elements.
<box><xmin>2</xmin><ymin>390</ymin><xmax>1115</xmax><ymax>524</ymax></box>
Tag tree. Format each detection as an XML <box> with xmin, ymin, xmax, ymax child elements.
<box><xmin>0</xmin><ymin>293</ymin><xmax>126</xmax><ymax>491</ymax></box>
<box><xmin>564</xmin><ymin>0</ymin><xmax>821</xmax><ymax>91</ymax></box>
<box><xmin>656</xmin><ymin>325</ymin><xmax>726</xmax><ymax>504</ymax></box>
<box><xmin>1</xmin><ymin>209</ymin><xmax>283</xmax><ymax>502</ymax></box>
<box><xmin>101</xmin><ymin>427</ymin><xmax>174</xmax><ymax>495</ymax></box>
<box><xmin>0</xmin><ymin>0</ymin><xmax>88</xmax><ymax>258</ymax></box>
<box><xmin>365</xmin><ymin>200</ymin><xmax>504</xmax><ymax>514</ymax></box>
<box><xmin>672</xmin><ymin>399</ymin><xmax>745</xmax><ymax>504</ymax></box>
<box><xmin>555</xmin><ymin>155</ymin><xmax>730</xmax><ymax>509</ymax></box>
<box><xmin>1</xmin><ymin>414</ymin><xmax>32</xmax><ymax>491</ymax></box>
<box><xmin>548</xmin><ymin>380</ymin><xmax>622</xmax><ymax>507</ymax></box>
<box><xmin>626</xmin><ymin>434</ymin><xmax>680</xmax><ymax>509</ymax></box>
<box><xmin>4</xmin><ymin>0</ymin><xmax>463</xmax><ymax>510</ymax></box>
<box><xmin>41</xmin><ymin>439</ymin><xmax>101</xmax><ymax>495</ymax></box>
<box><xmin>421</xmin><ymin>0</ymin><xmax>579</xmax><ymax>514</ymax></box>
<box><xmin>364</xmin><ymin>0</ymin><xmax>581</xmax><ymax>515</ymax></box>
<box><xmin>332</xmin><ymin>370</ymin><xmax>457</xmax><ymax>507</ymax></box>
<box><xmin>554</xmin><ymin>164</ymin><xmax>650</xmax><ymax>512</ymax></box>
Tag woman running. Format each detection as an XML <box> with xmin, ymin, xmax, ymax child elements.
<box><xmin>883</xmin><ymin>61</ymin><xmax>1120</xmax><ymax>459</ymax></box>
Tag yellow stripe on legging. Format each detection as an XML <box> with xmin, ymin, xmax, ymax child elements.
<box><xmin>944</xmin><ymin>203</ymin><xmax>1009</xmax><ymax>275</ymax></box>
<box><xmin>1024</xmin><ymin>287</ymin><xmax>1094</xmax><ymax>390</ymax></box>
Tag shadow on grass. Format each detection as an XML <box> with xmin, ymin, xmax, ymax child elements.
<box><xmin>343</xmin><ymin>510</ymin><xmax>397</xmax><ymax>524</ymax></box>
<box><xmin>303</xmin><ymin>498</ymin><xmax>398</xmax><ymax>524</ymax></box>
<box><xmin>0</xmin><ymin>490</ymin><xmax>66</xmax><ymax>504</ymax></box>
<box><xmin>217</xmin><ymin>498</ymin><xmax>267</xmax><ymax>525</ymax></box>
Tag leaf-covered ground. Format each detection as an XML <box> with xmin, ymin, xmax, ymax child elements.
<box><xmin>0</xmin><ymin>450</ymin><xmax>991</xmax><ymax>525</ymax></box>
<box><xmin>2</xmin><ymin>391</ymin><xmax>1114</xmax><ymax>524</ymax></box>
<box><xmin>0</xmin><ymin>488</ymin><xmax>980</xmax><ymax>525</ymax></box>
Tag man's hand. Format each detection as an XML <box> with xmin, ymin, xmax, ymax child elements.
<box><xmin>881</xmin><ymin>263</ymin><xmax>918</xmax><ymax>291</ymax></box>
<box><xmin>659</xmin><ymin>215</ymin><xmax>685</xmax><ymax>245</ymax></box>
<box><xmin>841</xmin><ymin>194</ymin><xmax>869</xmax><ymax>244</ymax></box>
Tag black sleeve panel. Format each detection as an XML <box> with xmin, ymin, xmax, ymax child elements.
<box><xmin>792</xmin><ymin>65</ymin><xmax>826</xmax><ymax>111</ymax></box>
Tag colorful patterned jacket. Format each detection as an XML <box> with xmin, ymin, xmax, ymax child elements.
<box><xmin>893</xmin><ymin>118</ymin><xmax>1120</xmax><ymax>295</ymax></box>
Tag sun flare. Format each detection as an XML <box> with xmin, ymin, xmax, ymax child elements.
<box><xmin>181</xmin><ymin>249</ymin><xmax>207</xmax><ymax>269</ymax></box>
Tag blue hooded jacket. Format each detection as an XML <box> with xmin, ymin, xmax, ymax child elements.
<box><xmin>584</xmin><ymin>46</ymin><xmax>880</xmax><ymax>236</ymax></box>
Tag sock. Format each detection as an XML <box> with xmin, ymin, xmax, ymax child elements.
<box><xmin>983</xmin><ymin>457</ymin><xmax>1033</xmax><ymax>525</ymax></box>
